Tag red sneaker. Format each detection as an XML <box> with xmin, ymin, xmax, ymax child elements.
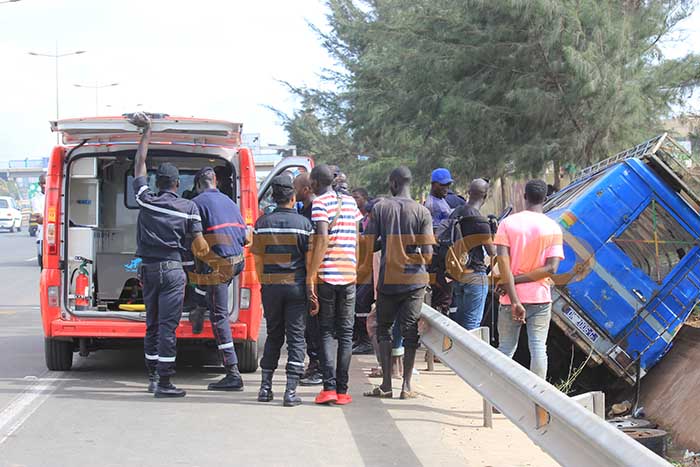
<box><xmin>335</xmin><ymin>393</ymin><xmax>352</xmax><ymax>405</ymax></box>
<box><xmin>315</xmin><ymin>390</ymin><xmax>338</xmax><ymax>405</ymax></box>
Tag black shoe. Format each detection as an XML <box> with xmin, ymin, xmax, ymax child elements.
<box><xmin>189</xmin><ymin>306</ymin><xmax>206</xmax><ymax>335</ymax></box>
<box><xmin>154</xmin><ymin>383</ymin><xmax>186</xmax><ymax>398</ymax></box>
<box><xmin>258</xmin><ymin>369</ymin><xmax>274</xmax><ymax>402</ymax></box>
<box><xmin>283</xmin><ymin>375</ymin><xmax>302</xmax><ymax>407</ymax></box>
<box><xmin>300</xmin><ymin>360</ymin><xmax>323</xmax><ymax>386</ymax></box>
<box><xmin>147</xmin><ymin>371</ymin><xmax>159</xmax><ymax>394</ymax></box>
<box><xmin>208</xmin><ymin>365</ymin><xmax>244</xmax><ymax>391</ymax></box>
<box><xmin>300</xmin><ymin>370</ymin><xmax>323</xmax><ymax>386</ymax></box>
<box><xmin>352</xmin><ymin>341</ymin><xmax>374</xmax><ymax>355</ymax></box>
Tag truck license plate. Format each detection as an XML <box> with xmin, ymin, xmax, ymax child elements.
<box><xmin>563</xmin><ymin>307</ymin><xmax>600</xmax><ymax>343</ymax></box>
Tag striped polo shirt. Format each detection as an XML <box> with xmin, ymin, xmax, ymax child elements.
<box><xmin>312</xmin><ymin>191</ymin><xmax>363</xmax><ymax>285</ymax></box>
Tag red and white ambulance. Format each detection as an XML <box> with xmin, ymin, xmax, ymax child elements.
<box><xmin>40</xmin><ymin>114</ymin><xmax>312</xmax><ymax>372</ymax></box>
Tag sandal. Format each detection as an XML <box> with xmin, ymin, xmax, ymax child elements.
<box><xmin>363</xmin><ymin>386</ymin><xmax>393</xmax><ymax>398</ymax></box>
<box><xmin>400</xmin><ymin>390</ymin><xmax>418</xmax><ymax>400</ymax></box>
<box><xmin>368</xmin><ymin>368</ymin><xmax>383</xmax><ymax>378</ymax></box>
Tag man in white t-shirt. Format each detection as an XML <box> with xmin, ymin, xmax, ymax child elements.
<box><xmin>31</xmin><ymin>175</ymin><xmax>46</xmax><ymax>263</ymax></box>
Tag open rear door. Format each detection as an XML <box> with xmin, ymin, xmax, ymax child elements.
<box><xmin>51</xmin><ymin>114</ymin><xmax>242</xmax><ymax>147</ymax></box>
<box><xmin>258</xmin><ymin>156</ymin><xmax>314</xmax><ymax>215</ymax></box>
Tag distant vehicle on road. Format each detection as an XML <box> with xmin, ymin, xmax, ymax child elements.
<box><xmin>0</xmin><ymin>196</ymin><xmax>22</xmax><ymax>232</ymax></box>
<box><xmin>40</xmin><ymin>113</ymin><xmax>313</xmax><ymax>372</ymax></box>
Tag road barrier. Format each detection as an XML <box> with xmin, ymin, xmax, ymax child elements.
<box><xmin>419</xmin><ymin>304</ymin><xmax>670</xmax><ymax>467</ymax></box>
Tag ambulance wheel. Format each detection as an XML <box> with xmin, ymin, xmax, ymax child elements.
<box><xmin>236</xmin><ymin>340</ymin><xmax>258</xmax><ymax>373</ymax></box>
<box><xmin>44</xmin><ymin>338</ymin><xmax>74</xmax><ymax>371</ymax></box>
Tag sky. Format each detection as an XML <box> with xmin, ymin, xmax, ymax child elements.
<box><xmin>0</xmin><ymin>0</ymin><xmax>334</xmax><ymax>160</ymax></box>
<box><xmin>0</xmin><ymin>0</ymin><xmax>698</xmax><ymax>162</ymax></box>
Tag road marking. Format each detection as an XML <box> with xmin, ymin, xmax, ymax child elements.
<box><xmin>0</xmin><ymin>372</ymin><xmax>62</xmax><ymax>446</ymax></box>
<box><xmin>0</xmin><ymin>311</ymin><xmax>16</xmax><ymax>315</ymax></box>
<box><xmin>24</xmin><ymin>257</ymin><xmax>37</xmax><ymax>262</ymax></box>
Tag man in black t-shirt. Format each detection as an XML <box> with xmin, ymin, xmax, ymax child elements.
<box><xmin>451</xmin><ymin>178</ymin><xmax>496</xmax><ymax>330</ymax></box>
<box><xmin>363</xmin><ymin>167</ymin><xmax>434</xmax><ymax>400</ymax></box>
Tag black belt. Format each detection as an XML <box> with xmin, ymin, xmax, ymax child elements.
<box><xmin>140</xmin><ymin>260</ymin><xmax>183</xmax><ymax>271</ymax></box>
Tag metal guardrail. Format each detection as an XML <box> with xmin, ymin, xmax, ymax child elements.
<box><xmin>419</xmin><ymin>304</ymin><xmax>670</xmax><ymax>467</ymax></box>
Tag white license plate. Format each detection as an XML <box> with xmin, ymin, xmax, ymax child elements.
<box><xmin>563</xmin><ymin>307</ymin><xmax>600</xmax><ymax>343</ymax></box>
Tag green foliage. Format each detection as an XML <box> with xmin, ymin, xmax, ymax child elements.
<box><xmin>278</xmin><ymin>0</ymin><xmax>700</xmax><ymax>193</ymax></box>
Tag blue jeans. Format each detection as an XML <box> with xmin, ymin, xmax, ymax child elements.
<box><xmin>453</xmin><ymin>273</ymin><xmax>488</xmax><ymax>331</ymax></box>
<box><xmin>497</xmin><ymin>303</ymin><xmax>552</xmax><ymax>379</ymax></box>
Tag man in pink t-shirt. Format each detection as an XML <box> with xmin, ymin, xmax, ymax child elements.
<box><xmin>494</xmin><ymin>179</ymin><xmax>564</xmax><ymax>379</ymax></box>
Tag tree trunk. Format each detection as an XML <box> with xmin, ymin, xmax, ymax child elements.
<box><xmin>553</xmin><ymin>160</ymin><xmax>561</xmax><ymax>190</ymax></box>
<box><xmin>500</xmin><ymin>176</ymin><xmax>508</xmax><ymax>211</ymax></box>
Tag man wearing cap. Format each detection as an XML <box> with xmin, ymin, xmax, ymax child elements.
<box><xmin>191</xmin><ymin>166</ymin><xmax>249</xmax><ymax>391</ymax></box>
<box><xmin>129</xmin><ymin>112</ymin><xmax>208</xmax><ymax>398</ymax></box>
<box><xmin>252</xmin><ymin>175</ymin><xmax>313</xmax><ymax>406</ymax></box>
<box><xmin>425</xmin><ymin>168</ymin><xmax>462</xmax><ymax>315</ymax></box>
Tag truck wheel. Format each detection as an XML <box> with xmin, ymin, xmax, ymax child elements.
<box><xmin>37</xmin><ymin>254</ymin><xmax>42</xmax><ymax>268</ymax></box>
<box><xmin>621</xmin><ymin>428</ymin><xmax>667</xmax><ymax>456</ymax></box>
<box><xmin>44</xmin><ymin>338</ymin><xmax>74</xmax><ymax>371</ymax></box>
<box><xmin>235</xmin><ymin>340</ymin><xmax>258</xmax><ymax>373</ymax></box>
<box><xmin>9</xmin><ymin>223</ymin><xmax>14</xmax><ymax>233</ymax></box>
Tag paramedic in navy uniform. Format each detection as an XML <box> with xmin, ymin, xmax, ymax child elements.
<box><xmin>191</xmin><ymin>166</ymin><xmax>249</xmax><ymax>391</ymax></box>
<box><xmin>129</xmin><ymin>112</ymin><xmax>208</xmax><ymax>398</ymax></box>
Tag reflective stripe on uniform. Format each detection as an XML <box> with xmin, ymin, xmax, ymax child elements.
<box><xmin>194</xmin><ymin>287</ymin><xmax>207</xmax><ymax>296</ymax></box>
<box><xmin>145</xmin><ymin>354</ymin><xmax>159</xmax><ymax>361</ymax></box>
<box><xmin>253</xmin><ymin>227</ymin><xmax>311</xmax><ymax>236</ymax></box>
<box><xmin>158</xmin><ymin>356</ymin><xmax>176</xmax><ymax>362</ymax></box>
<box><xmin>287</xmin><ymin>361</ymin><xmax>305</xmax><ymax>367</ymax></box>
<box><xmin>136</xmin><ymin>185</ymin><xmax>150</xmax><ymax>197</ymax></box>
<box><xmin>136</xmin><ymin>197</ymin><xmax>202</xmax><ymax>221</ymax></box>
<box><xmin>218</xmin><ymin>342</ymin><xmax>234</xmax><ymax>350</ymax></box>
<box><xmin>207</xmin><ymin>222</ymin><xmax>246</xmax><ymax>232</ymax></box>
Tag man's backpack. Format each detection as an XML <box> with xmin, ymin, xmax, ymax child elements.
<box><xmin>434</xmin><ymin>215</ymin><xmax>490</xmax><ymax>281</ymax></box>
<box><xmin>434</xmin><ymin>216</ymin><xmax>468</xmax><ymax>281</ymax></box>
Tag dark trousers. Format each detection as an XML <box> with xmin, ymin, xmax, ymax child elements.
<box><xmin>318</xmin><ymin>282</ymin><xmax>356</xmax><ymax>393</ymax></box>
<box><xmin>354</xmin><ymin>282</ymin><xmax>374</xmax><ymax>342</ymax></box>
<box><xmin>377</xmin><ymin>287</ymin><xmax>426</xmax><ymax>349</ymax></box>
<box><xmin>260</xmin><ymin>283</ymin><xmax>307</xmax><ymax>376</ymax></box>
<box><xmin>203</xmin><ymin>259</ymin><xmax>245</xmax><ymax>367</ymax></box>
<box><xmin>430</xmin><ymin>263</ymin><xmax>453</xmax><ymax>314</ymax></box>
<box><xmin>305</xmin><ymin>313</ymin><xmax>321</xmax><ymax>362</ymax></box>
<box><xmin>142</xmin><ymin>261</ymin><xmax>187</xmax><ymax>377</ymax></box>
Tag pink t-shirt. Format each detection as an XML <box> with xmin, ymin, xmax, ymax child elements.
<box><xmin>494</xmin><ymin>210</ymin><xmax>564</xmax><ymax>305</ymax></box>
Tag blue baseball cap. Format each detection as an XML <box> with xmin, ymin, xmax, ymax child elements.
<box><xmin>431</xmin><ymin>168</ymin><xmax>453</xmax><ymax>185</ymax></box>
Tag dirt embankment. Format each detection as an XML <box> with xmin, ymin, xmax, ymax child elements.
<box><xmin>640</xmin><ymin>325</ymin><xmax>700</xmax><ymax>452</ymax></box>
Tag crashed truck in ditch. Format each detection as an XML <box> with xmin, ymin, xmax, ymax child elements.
<box><xmin>543</xmin><ymin>134</ymin><xmax>700</xmax><ymax>385</ymax></box>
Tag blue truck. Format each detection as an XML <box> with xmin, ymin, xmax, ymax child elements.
<box><xmin>544</xmin><ymin>134</ymin><xmax>700</xmax><ymax>385</ymax></box>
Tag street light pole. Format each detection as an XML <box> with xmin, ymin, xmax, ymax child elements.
<box><xmin>73</xmin><ymin>82</ymin><xmax>120</xmax><ymax>115</ymax></box>
<box><xmin>28</xmin><ymin>44</ymin><xmax>86</xmax><ymax>143</ymax></box>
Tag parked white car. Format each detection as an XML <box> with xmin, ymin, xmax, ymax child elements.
<box><xmin>0</xmin><ymin>196</ymin><xmax>22</xmax><ymax>232</ymax></box>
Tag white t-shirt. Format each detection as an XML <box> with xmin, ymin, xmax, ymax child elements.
<box><xmin>31</xmin><ymin>192</ymin><xmax>45</xmax><ymax>239</ymax></box>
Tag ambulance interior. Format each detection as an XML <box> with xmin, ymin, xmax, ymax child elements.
<box><xmin>64</xmin><ymin>149</ymin><xmax>237</xmax><ymax>317</ymax></box>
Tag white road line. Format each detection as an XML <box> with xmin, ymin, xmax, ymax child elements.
<box><xmin>0</xmin><ymin>372</ymin><xmax>62</xmax><ymax>446</ymax></box>
<box><xmin>24</xmin><ymin>257</ymin><xmax>37</xmax><ymax>262</ymax></box>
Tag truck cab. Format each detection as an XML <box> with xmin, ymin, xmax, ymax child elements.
<box><xmin>40</xmin><ymin>114</ymin><xmax>312</xmax><ymax>372</ymax></box>
<box><xmin>545</xmin><ymin>134</ymin><xmax>700</xmax><ymax>384</ymax></box>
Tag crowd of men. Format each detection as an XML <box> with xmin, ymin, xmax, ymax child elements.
<box><xmin>128</xmin><ymin>112</ymin><xmax>564</xmax><ymax>405</ymax></box>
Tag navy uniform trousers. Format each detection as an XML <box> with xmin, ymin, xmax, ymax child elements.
<box><xmin>142</xmin><ymin>260</ymin><xmax>187</xmax><ymax>377</ymax></box>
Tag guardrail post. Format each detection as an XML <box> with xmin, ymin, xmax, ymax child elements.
<box><xmin>419</xmin><ymin>304</ymin><xmax>670</xmax><ymax>466</ymax></box>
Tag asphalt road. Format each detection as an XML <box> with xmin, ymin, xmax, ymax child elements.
<box><xmin>0</xmin><ymin>231</ymin><xmax>477</xmax><ymax>467</ymax></box>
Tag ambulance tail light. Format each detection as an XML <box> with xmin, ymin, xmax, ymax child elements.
<box><xmin>48</xmin><ymin>286</ymin><xmax>60</xmax><ymax>307</ymax></box>
<box><xmin>240</xmin><ymin>288</ymin><xmax>251</xmax><ymax>309</ymax></box>
<box><xmin>46</xmin><ymin>223</ymin><xmax>57</xmax><ymax>255</ymax></box>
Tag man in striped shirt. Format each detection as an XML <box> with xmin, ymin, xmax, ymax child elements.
<box><xmin>308</xmin><ymin>164</ymin><xmax>363</xmax><ymax>405</ymax></box>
